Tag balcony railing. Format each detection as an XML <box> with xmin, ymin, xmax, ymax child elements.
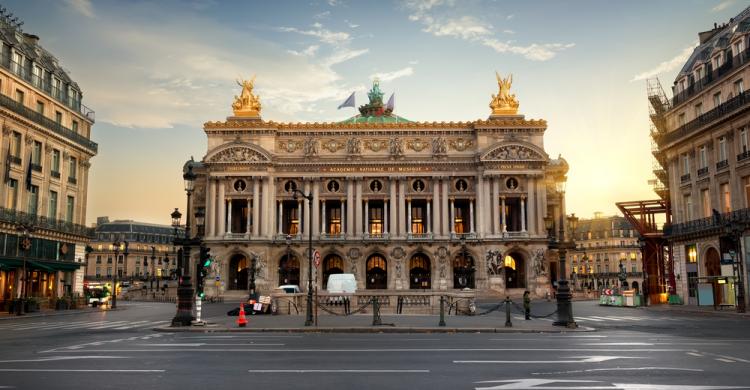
<box><xmin>407</xmin><ymin>232</ymin><xmax>433</xmax><ymax>240</ymax></box>
<box><xmin>664</xmin><ymin>207</ymin><xmax>750</xmax><ymax>238</ymax></box>
<box><xmin>672</xmin><ymin>49</ymin><xmax>750</xmax><ymax>106</ymax></box>
<box><xmin>716</xmin><ymin>159</ymin><xmax>729</xmax><ymax>170</ymax></box>
<box><xmin>697</xmin><ymin>166</ymin><xmax>709</xmax><ymax>177</ymax></box>
<box><xmin>739</xmin><ymin>150</ymin><xmax>750</xmax><ymax>162</ymax></box>
<box><xmin>364</xmin><ymin>232</ymin><xmax>390</xmax><ymax>240</ymax></box>
<box><xmin>0</xmin><ymin>207</ymin><xmax>94</xmax><ymax>238</ymax></box>
<box><xmin>0</xmin><ymin>93</ymin><xmax>98</xmax><ymax>153</ymax></box>
<box><xmin>680</xmin><ymin>173</ymin><xmax>691</xmax><ymax>183</ymax></box>
<box><xmin>0</xmin><ymin>55</ymin><xmax>95</xmax><ymax>122</ymax></box>
<box><xmin>9</xmin><ymin>155</ymin><xmax>21</xmax><ymax>165</ymax></box>
<box><xmin>50</xmin><ymin>171</ymin><xmax>60</xmax><ymax>179</ymax></box>
<box><xmin>658</xmin><ymin>91</ymin><xmax>750</xmax><ymax>147</ymax></box>
<box><xmin>30</xmin><ymin>163</ymin><xmax>42</xmax><ymax>172</ymax></box>
<box><xmin>320</xmin><ymin>233</ymin><xmax>346</xmax><ymax>241</ymax></box>
<box><xmin>67</xmin><ymin>176</ymin><xmax>77</xmax><ymax>185</ymax></box>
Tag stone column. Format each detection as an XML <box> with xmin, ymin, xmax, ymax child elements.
<box><xmin>227</xmin><ymin>199</ymin><xmax>233</xmax><ymax>234</ymax></box>
<box><xmin>341</xmin><ymin>198</ymin><xmax>346</xmax><ymax>235</ymax></box>
<box><xmin>347</xmin><ymin>180</ymin><xmax>355</xmax><ymax>236</ymax></box>
<box><xmin>491</xmin><ymin>178</ymin><xmax>500</xmax><ymax>235</ymax></box>
<box><xmin>364</xmin><ymin>199</ymin><xmax>369</xmax><ymax>235</ymax></box>
<box><xmin>526</xmin><ymin>177</ymin><xmax>535</xmax><ymax>234</ymax></box>
<box><xmin>384</xmin><ymin>201</ymin><xmax>389</xmax><ymax>235</ymax></box>
<box><xmin>407</xmin><ymin>198</ymin><xmax>412</xmax><ymax>234</ymax></box>
<box><xmin>470</xmin><ymin>198</ymin><xmax>475</xmax><ymax>234</ymax></box>
<box><xmin>297</xmin><ymin>199</ymin><xmax>303</xmax><ymax>236</ymax></box>
<box><xmin>278</xmin><ymin>200</ymin><xmax>283</xmax><ymax>235</ymax></box>
<box><xmin>355</xmin><ymin>179</ymin><xmax>363</xmax><ymax>236</ymax></box>
<box><xmin>321</xmin><ymin>200</ymin><xmax>327</xmax><ymax>235</ymax></box>
<box><xmin>449</xmin><ymin>198</ymin><xmax>455</xmax><ymax>235</ymax></box>
<box><xmin>426</xmin><ymin>200</ymin><xmax>432</xmax><ymax>234</ymax></box>
<box><xmin>262</xmin><ymin>177</ymin><xmax>271</xmax><ymax>237</ymax></box>
<box><xmin>398</xmin><ymin>180</ymin><xmax>406</xmax><ymax>237</ymax></box>
<box><xmin>521</xmin><ymin>196</ymin><xmax>526</xmax><ymax>232</ymax></box>
<box><xmin>252</xmin><ymin>178</ymin><xmax>260</xmax><ymax>237</ymax></box>
<box><xmin>303</xmin><ymin>181</ymin><xmax>311</xmax><ymax>237</ymax></box>
<box><xmin>441</xmin><ymin>180</ymin><xmax>449</xmax><ymax>236</ymax></box>
<box><xmin>501</xmin><ymin>196</ymin><xmax>506</xmax><ymax>233</ymax></box>
<box><xmin>217</xmin><ymin>180</ymin><xmax>226</xmax><ymax>236</ymax></box>
<box><xmin>246</xmin><ymin>198</ymin><xmax>251</xmax><ymax>236</ymax></box>
<box><xmin>312</xmin><ymin>180</ymin><xmax>320</xmax><ymax>236</ymax></box>
<box><xmin>475</xmin><ymin>175</ymin><xmax>484</xmax><ymax>237</ymax></box>
<box><xmin>432</xmin><ymin>180</ymin><xmax>441</xmax><ymax>236</ymax></box>
<box><xmin>390</xmin><ymin>180</ymin><xmax>398</xmax><ymax>236</ymax></box>
<box><xmin>207</xmin><ymin>179</ymin><xmax>216</xmax><ymax>237</ymax></box>
<box><xmin>538</xmin><ymin>178</ymin><xmax>547</xmax><ymax>233</ymax></box>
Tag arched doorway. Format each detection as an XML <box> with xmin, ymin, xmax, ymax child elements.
<box><xmin>453</xmin><ymin>251</ymin><xmax>475</xmax><ymax>289</ymax></box>
<box><xmin>503</xmin><ymin>252</ymin><xmax>526</xmax><ymax>289</ymax></box>
<box><xmin>228</xmin><ymin>254</ymin><xmax>248</xmax><ymax>290</ymax></box>
<box><xmin>278</xmin><ymin>254</ymin><xmax>300</xmax><ymax>287</ymax></box>
<box><xmin>705</xmin><ymin>247</ymin><xmax>722</xmax><ymax>304</ymax></box>
<box><xmin>322</xmin><ymin>254</ymin><xmax>345</xmax><ymax>289</ymax></box>
<box><xmin>366</xmin><ymin>254</ymin><xmax>387</xmax><ymax>289</ymax></box>
<box><xmin>409</xmin><ymin>253</ymin><xmax>431</xmax><ymax>289</ymax></box>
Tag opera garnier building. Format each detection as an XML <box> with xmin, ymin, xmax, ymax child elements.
<box><xmin>191</xmin><ymin>73</ymin><xmax>569</xmax><ymax>299</ymax></box>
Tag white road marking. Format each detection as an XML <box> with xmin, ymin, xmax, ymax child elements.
<box><xmin>456</xmin><ymin>356</ymin><xmax>641</xmax><ymax>364</ymax></box>
<box><xmin>178</xmin><ymin>335</ymin><xmax>302</xmax><ymax>339</ymax></box>
<box><xmin>247</xmin><ymin>369</ymin><xmax>429</xmax><ymax>373</ymax></box>
<box><xmin>687</xmin><ymin>352</ymin><xmax>704</xmax><ymax>357</ymax></box>
<box><xmin>112</xmin><ymin>321</ymin><xmax>150</xmax><ymax>329</ymax></box>
<box><xmin>40</xmin><ymin>348</ymin><xmax>691</xmax><ymax>353</ymax></box>
<box><xmin>532</xmin><ymin>366</ymin><xmax>704</xmax><ymax>375</ymax></box>
<box><xmin>474</xmin><ymin>379</ymin><xmax>750</xmax><ymax>389</ymax></box>
<box><xmin>0</xmin><ymin>369</ymin><xmax>164</xmax><ymax>373</ymax></box>
<box><xmin>716</xmin><ymin>358</ymin><xmax>736</xmax><ymax>363</ymax></box>
<box><xmin>0</xmin><ymin>356</ymin><xmax>128</xmax><ymax>363</ymax></box>
<box><xmin>581</xmin><ymin>343</ymin><xmax>653</xmax><ymax>346</ymax></box>
<box><xmin>575</xmin><ymin>316</ymin><xmax>604</xmax><ymax>322</ymax></box>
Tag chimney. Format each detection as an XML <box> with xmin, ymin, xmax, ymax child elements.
<box><xmin>22</xmin><ymin>33</ymin><xmax>38</xmax><ymax>45</ymax></box>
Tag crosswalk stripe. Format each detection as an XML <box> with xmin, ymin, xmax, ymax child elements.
<box><xmin>86</xmin><ymin>321</ymin><xmax>133</xmax><ymax>330</ymax></box>
<box><xmin>112</xmin><ymin>321</ymin><xmax>150</xmax><ymax>330</ymax></box>
<box><xmin>10</xmin><ymin>321</ymin><xmax>95</xmax><ymax>331</ymax></box>
<box><xmin>575</xmin><ymin>316</ymin><xmax>604</xmax><ymax>322</ymax></box>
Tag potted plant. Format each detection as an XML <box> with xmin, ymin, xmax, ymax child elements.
<box><xmin>25</xmin><ymin>297</ymin><xmax>40</xmax><ymax>313</ymax></box>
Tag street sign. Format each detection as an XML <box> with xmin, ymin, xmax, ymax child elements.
<box><xmin>314</xmin><ymin>250</ymin><xmax>321</xmax><ymax>267</ymax></box>
<box><xmin>215</xmin><ymin>276</ymin><xmax>220</xmax><ymax>281</ymax></box>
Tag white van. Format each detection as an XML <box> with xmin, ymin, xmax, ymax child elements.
<box><xmin>326</xmin><ymin>273</ymin><xmax>357</xmax><ymax>293</ymax></box>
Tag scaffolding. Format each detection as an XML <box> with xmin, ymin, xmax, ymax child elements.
<box><xmin>647</xmin><ymin>77</ymin><xmax>671</xmax><ymax>201</ymax></box>
<box><xmin>616</xmin><ymin>200</ymin><xmax>676</xmax><ymax>304</ymax></box>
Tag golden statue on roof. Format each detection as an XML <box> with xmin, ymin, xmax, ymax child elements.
<box><xmin>232</xmin><ymin>75</ymin><xmax>261</xmax><ymax>118</ymax></box>
<box><xmin>490</xmin><ymin>71</ymin><xmax>519</xmax><ymax>116</ymax></box>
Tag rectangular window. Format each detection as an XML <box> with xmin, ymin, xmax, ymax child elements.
<box><xmin>683</xmin><ymin>194</ymin><xmax>692</xmax><ymax>221</ymax></box>
<box><xmin>713</xmin><ymin>92</ymin><xmax>722</xmax><ymax>108</ymax></box>
<box><xmin>27</xmin><ymin>184</ymin><xmax>38</xmax><ymax>215</ymax></box>
<box><xmin>72</xmin><ymin>120</ymin><xmax>78</xmax><ymax>133</ymax></box>
<box><xmin>701</xmin><ymin>188</ymin><xmax>711</xmax><ymax>218</ymax></box>
<box><xmin>52</xmin><ymin>78</ymin><xmax>61</xmax><ymax>98</ymax></box>
<box><xmin>682</xmin><ymin>154</ymin><xmax>690</xmax><ymax>175</ymax></box>
<box><xmin>66</xmin><ymin>195</ymin><xmax>74</xmax><ymax>223</ymax></box>
<box><xmin>48</xmin><ymin>190</ymin><xmax>58</xmax><ymax>220</ymax></box>
<box><xmin>411</xmin><ymin>206</ymin><xmax>424</xmax><ymax>234</ymax></box>
<box><xmin>32</xmin><ymin>65</ymin><xmax>42</xmax><ymax>87</ymax></box>
<box><xmin>55</xmin><ymin>111</ymin><xmax>62</xmax><ymax>124</ymax></box>
<box><xmin>52</xmin><ymin>149</ymin><xmax>60</xmax><ymax>173</ymax></box>
<box><xmin>698</xmin><ymin>146</ymin><xmax>707</xmax><ymax>169</ymax></box>
<box><xmin>735</xmin><ymin>79</ymin><xmax>745</xmax><ymax>95</ymax></box>
<box><xmin>368</xmin><ymin>205</ymin><xmax>383</xmax><ymax>235</ymax></box>
<box><xmin>10</xmin><ymin>131</ymin><xmax>21</xmax><ymax>158</ymax></box>
<box><xmin>32</xmin><ymin>140</ymin><xmax>41</xmax><ymax>166</ymax></box>
<box><xmin>718</xmin><ymin>136</ymin><xmax>727</xmax><ymax>162</ymax></box>
<box><xmin>744</xmin><ymin>176</ymin><xmax>750</xmax><ymax>208</ymax></box>
<box><xmin>5</xmin><ymin>179</ymin><xmax>17</xmax><ymax>209</ymax></box>
<box><xmin>96</xmin><ymin>255</ymin><xmax>101</xmax><ymax>264</ymax></box>
<box><xmin>68</xmin><ymin>156</ymin><xmax>77</xmax><ymax>179</ymax></box>
<box><xmin>678</xmin><ymin>113</ymin><xmax>686</xmax><ymax>127</ymax></box>
<box><xmin>741</xmin><ymin>127</ymin><xmax>749</xmax><ymax>153</ymax></box>
<box><xmin>686</xmin><ymin>244</ymin><xmax>698</xmax><ymax>263</ymax></box>
<box><xmin>720</xmin><ymin>183</ymin><xmax>731</xmax><ymax>213</ymax></box>
<box><xmin>15</xmin><ymin>89</ymin><xmax>23</xmax><ymax>104</ymax></box>
<box><xmin>694</xmin><ymin>103</ymin><xmax>703</xmax><ymax>117</ymax></box>
<box><xmin>36</xmin><ymin>101</ymin><xmax>44</xmax><ymax>114</ymax></box>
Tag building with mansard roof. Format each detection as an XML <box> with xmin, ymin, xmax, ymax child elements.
<box><xmin>189</xmin><ymin>74</ymin><xmax>569</xmax><ymax>300</ymax></box>
<box><xmin>0</xmin><ymin>9</ymin><xmax>97</xmax><ymax>307</ymax></box>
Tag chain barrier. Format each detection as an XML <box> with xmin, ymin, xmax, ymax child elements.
<box><xmin>316</xmin><ymin>298</ymin><xmax>373</xmax><ymax>316</ymax></box>
<box><xmin>272</xmin><ymin>297</ymin><xmax>300</xmax><ymax>315</ymax></box>
<box><xmin>451</xmin><ymin>300</ymin><xmax>504</xmax><ymax>316</ymax></box>
<box><xmin>510</xmin><ymin>301</ymin><xmax>558</xmax><ymax>319</ymax></box>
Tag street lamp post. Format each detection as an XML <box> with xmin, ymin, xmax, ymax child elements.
<box><xmin>727</xmin><ymin>221</ymin><xmax>746</xmax><ymax>313</ymax></box>
<box><xmin>248</xmin><ymin>254</ymin><xmax>258</xmax><ymax>299</ymax></box>
<box><xmin>111</xmin><ymin>239</ymin><xmax>128</xmax><ymax>309</ymax></box>
<box><xmin>16</xmin><ymin>222</ymin><xmax>35</xmax><ymax>315</ymax></box>
<box><xmin>292</xmin><ymin>189</ymin><xmax>314</xmax><ymax>327</ymax></box>
<box><xmin>150</xmin><ymin>246</ymin><xmax>158</xmax><ymax>292</ymax></box>
<box><xmin>544</xmin><ymin>213</ymin><xmax>578</xmax><ymax>328</ymax></box>
<box><xmin>283</xmin><ymin>234</ymin><xmax>292</xmax><ymax>285</ymax></box>
<box><xmin>171</xmin><ymin>161</ymin><xmax>198</xmax><ymax>326</ymax></box>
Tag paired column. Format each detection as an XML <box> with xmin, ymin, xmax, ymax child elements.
<box><xmin>355</xmin><ymin>179</ymin><xmax>363</xmax><ymax>235</ymax></box>
<box><xmin>407</xmin><ymin>198</ymin><xmax>412</xmax><ymax>234</ymax></box>
<box><xmin>520</xmin><ymin>196</ymin><xmax>526</xmax><ymax>232</ymax></box>
<box><xmin>364</xmin><ymin>199</ymin><xmax>369</xmax><ymax>235</ymax></box>
<box><xmin>341</xmin><ymin>198</ymin><xmax>347</xmax><ymax>235</ymax></box>
<box><xmin>384</xmin><ymin>201</ymin><xmax>389</xmax><ymax>235</ymax></box>
<box><xmin>207</xmin><ymin>179</ymin><xmax>216</xmax><ymax>237</ymax></box>
<box><xmin>227</xmin><ymin>200</ymin><xmax>233</xmax><ymax>234</ymax></box>
<box><xmin>347</xmin><ymin>180</ymin><xmax>355</xmax><ymax>236</ymax></box>
<box><xmin>426</xmin><ymin>200</ymin><xmax>432</xmax><ymax>234</ymax></box>
<box><xmin>297</xmin><ymin>198</ymin><xmax>303</xmax><ymax>236</ymax></box>
<box><xmin>491</xmin><ymin>178</ymin><xmax>500</xmax><ymax>235</ymax></box>
<box><xmin>470</xmin><ymin>199</ymin><xmax>475</xmax><ymax>234</ymax></box>
<box><xmin>449</xmin><ymin>198</ymin><xmax>455</xmax><ymax>235</ymax></box>
<box><xmin>475</xmin><ymin>175</ymin><xmax>484</xmax><ymax>237</ymax></box>
<box><xmin>245</xmin><ymin>197</ymin><xmax>251</xmax><ymax>235</ymax></box>
<box><xmin>312</xmin><ymin>180</ymin><xmax>320</xmax><ymax>236</ymax></box>
<box><xmin>432</xmin><ymin>180</ymin><xmax>441</xmax><ymax>236</ymax></box>
<box><xmin>252</xmin><ymin>179</ymin><xmax>260</xmax><ymax>237</ymax></box>
<box><xmin>501</xmin><ymin>196</ymin><xmax>507</xmax><ymax>233</ymax></box>
<box><xmin>526</xmin><ymin>177</ymin><xmax>536</xmax><ymax>234</ymax></box>
<box><xmin>321</xmin><ymin>200</ymin><xmax>327</xmax><ymax>235</ymax></box>
<box><xmin>217</xmin><ymin>180</ymin><xmax>226</xmax><ymax>236</ymax></box>
<box><xmin>441</xmin><ymin>180</ymin><xmax>449</xmax><ymax>236</ymax></box>
<box><xmin>277</xmin><ymin>200</ymin><xmax>283</xmax><ymax>235</ymax></box>
<box><xmin>390</xmin><ymin>180</ymin><xmax>398</xmax><ymax>237</ymax></box>
<box><xmin>398</xmin><ymin>180</ymin><xmax>406</xmax><ymax>237</ymax></box>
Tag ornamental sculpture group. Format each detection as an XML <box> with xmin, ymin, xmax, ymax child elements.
<box><xmin>490</xmin><ymin>71</ymin><xmax>520</xmax><ymax>116</ymax></box>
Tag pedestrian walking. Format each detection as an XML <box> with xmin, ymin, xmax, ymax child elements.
<box><xmin>523</xmin><ymin>290</ymin><xmax>531</xmax><ymax>320</ymax></box>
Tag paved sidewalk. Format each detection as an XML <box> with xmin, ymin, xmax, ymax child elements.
<box><xmin>0</xmin><ymin>305</ymin><xmax>118</xmax><ymax>320</ymax></box>
<box><xmin>642</xmin><ymin>303</ymin><xmax>750</xmax><ymax>318</ymax></box>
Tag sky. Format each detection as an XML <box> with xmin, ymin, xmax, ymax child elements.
<box><xmin>3</xmin><ymin>0</ymin><xmax>747</xmax><ymax>226</ymax></box>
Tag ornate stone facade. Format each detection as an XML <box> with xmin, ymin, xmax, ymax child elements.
<box><xmin>191</xmin><ymin>76</ymin><xmax>569</xmax><ymax>299</ymax></box>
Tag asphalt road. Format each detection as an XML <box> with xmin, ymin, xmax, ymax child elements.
<box><xmin>0</xmin><ymin>300</ymin><xmax>749</xmax><ymax>389</ymax></box>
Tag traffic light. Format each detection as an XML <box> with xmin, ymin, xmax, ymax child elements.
<box><xmin>196</xmin><ymin>245</ymin><xmax>212</xmax><ymax>299</ymax></box>
<box><xmin>201</xmin><ymin>246</ymin><xmax>212</xmax><ymax>268</ymax></box>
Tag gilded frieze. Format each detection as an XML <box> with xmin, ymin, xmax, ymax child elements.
<box><xmin>278</xmin><ymin>140</ymin><xmax>302</xmax><ymax>153</ymax></box>
<box><xmin>407</xmin><ymin>139</ymin><xmax>428</xmax><ymax>152</ymax></box>
<box><xmin>322</xmin><ymin>139</ymin><xmax>345</xmax><ymax>153</ymax></box>
<box><xmin>483</xmin><ymin>145</ymin><xmax>543</xmax><ymax>161</ymax></box>
<box><xmin>208</xmin><ymin>147</ymin><xmax>268</xmax><ymax>163</ymax></box>
<box><xmin>365</xmin><ymin>139</ymin><xmax>387</xmax><ymax>152</ymax></box>
<box><xmin>449</xmin><ymin>138</ymin><xmax>473</xmax><ymax>152</ymax></box>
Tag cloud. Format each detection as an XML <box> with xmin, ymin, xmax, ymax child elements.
<box><xmin>314</xmin><ymin>10</ymin><xmax>331</xmax><ymax>19</ymax></box>
<box><xmin>324</xmin><ymin>48</ymin><xmax>369</xmax><ymax>66</ymax></box>
<box><xmin>279</xmin><ymin>23</ymin><xmax>350</xmax><ymax>45</ymax></box>
<box><xmin>370</xmin><ymin>67</ymin><xmax>415</xmax><ymax>82</ymax></box>
<box><xmin>404</xmin><ymin>1</ymin><xmax>573</xmax><ymax>61</ymax></box>
<box><xmin>345</xmin><ymin>20</ymin><xmax>359</xmax><ymax>28</ymax></box>
<box><xmin>631</xmin><ymin>42</ymin><xmax>697</xmax><ymax>81</ymax></box>
<box><xmin>288</xmin><ymin>45</ymin><xmax>320</xmax><ymax>57</ymax></box>
<box><xmin>712</xmin><ymin>0</ymin><xmax>735</xmax><ymax>12</ymax></box>
<box><xmin>64</xmin><ymin>0</ymin><xmax>95</xmax><ymax>18</ymax></box>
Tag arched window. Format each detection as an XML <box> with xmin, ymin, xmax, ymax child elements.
<box><xmin>409</xmin><ymin>254</ymin><xmax>431</xmax><ymax>289</ymax></box>
<box><xmin>366</xmin><ymin>254</ymin><xmax>387</xmax><ymax>289</ymax></box>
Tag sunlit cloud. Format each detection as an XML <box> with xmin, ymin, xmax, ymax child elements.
<box><xmin>370</xmin><ymin>67</ymin><xmax>414</xmax><ymax>82</ymax></box>
<box><xmin>64</xmin><ymin>0</ymin><xmax>94</xmax><ymax>18</ymax></box>
<box><xmin>631</xmin><ymin>42</ymin><xmax>697</xmax><ymax>81</ymax></box>
<box><xmin>712</xmin><ymin>0</ymin><xmax>735</xmax><ymax>12</ymax></box>
<box><xmin>279</xmin><ymin>23</ymin><xmax>350</xmax><ymax>46</ymax></box>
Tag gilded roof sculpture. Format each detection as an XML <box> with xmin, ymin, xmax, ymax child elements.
<box><xmin>232</xmin><ymin>75</ymin><xmax>262</xmax><ymax>118</ymax></box>
<box><xmin>490</xmin><ymin>71</ymin><xmax>520</xmax><ymax>116</ymax></box>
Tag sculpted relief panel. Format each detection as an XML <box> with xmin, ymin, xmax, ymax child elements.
<box><xmin>482</xmin><ymin>144</ymin><xmax>545</xmax><ymax>161</ymax></box>
<box><xmin>208</xmin><ymin>146</ymin><xmax>269</xmax><ymax>163</ymax></box>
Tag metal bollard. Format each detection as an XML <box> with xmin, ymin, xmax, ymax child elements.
<box><xmin>504</xmin><ymin>296</ymin><xmax>512</xmax><ymax>327</ymax></box>
<box><xmin>372</xmin><ymin>297</ymin><xmax>382</xmax><ymax>326</ymax></box>
<box><xmin>439</xmin><ymin>296</ymin><xmax>446</xmax><ymax>327</ymax></box>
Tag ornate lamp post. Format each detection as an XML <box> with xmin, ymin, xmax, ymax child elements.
<box><xmin>726</xmin><ymin>220</ymin><xmax>746</xmax><ymax>313</ymax></box>
<box><xmin>544</xmin><ymin>212</ymin><xmax>578</xmax><ymax>328</ymax></box>
<box><xmin>248</xmin><ymin>254</ymin><xmax>258</xmax><ymax>299</ymax></box>
<box><xmin>292</xmin><ymin>189</ymin><xmax>314</xmax><ymax>327</ymax></box>
<box><xmin>110</xmin><ymin>239</ymin><xmax>128</xmax><ymax>309</ymax></box>
<box><xmin>283</xmin><ymin>234</ymin><xmax>292</xmax><ymax>285</ymax></box>
<box><xmin>16</xmin><ymin>222</ymin><xmax>35</xmax><ymax>315</ymax></box>
<box><xmin>150</xmin><ymin>246</ymin><xmax>158</xmax><ymax>291</ymax></box>
<box><xmin>171</xmin><ymin>160</ymin><xmax>199</xmax><ymax>326</ymax></box>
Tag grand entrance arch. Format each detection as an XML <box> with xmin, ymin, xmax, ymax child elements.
<box><xmin>228</xmin><ymin>254</ymin><xmax>248</xmax><ymax>290</ymax></box>
<box><xmin>322</xmin><ymin>254</ymin><xmax>344</xmax><ymax>289</ymax></box>
<box><xmin>453</xmin><ymin>252</ymin><xmax>475</xmax><ymax>289</ymax></box>
<box><xmin>366</xmin><ymin>254</ymin><xmax>387</xmax><ymax>289</ymax></box>
<box><xmin>278</xmin><ymin>254</ymin><xmax>300</xmax><ymax>287</ymax></box>
<box><xmin>503</xmin><ymin>252</ymin><xmax>526</xmax><ymax>289</ymax></box>
<box><xmin>409</xmin><ymin>253</ymin><xmax>431</xmax><ymax>290</ymax></box>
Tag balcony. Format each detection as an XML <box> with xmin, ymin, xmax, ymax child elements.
<box><xmin>657</xmin><ymin>91</ymin><xmax>750</xmax><ymax>148</ymax></box>
<box><xmin>50</xmin><ymin>171</ymin><xmax>60</xmax><ymax>179</ymax></box>
<box><xmin>364</xmin><ymin>232</ymin><xmax>390</xmax><ymax>241</ymax></box>
<box><xmin>716</xmin><ymin>159</ymin><xmax>729</xmax><ymax>170</ymax></box>
<box><xmin>0</xmin><ymin>93</ymin><xmax>98</xmax><ymax>153</ymax></box>
<box><xmin>664</xmin><ymin>207</ymin><xmax>750</xmax><ymax>239</ymax></box>
<box><xmin>407</xmin><ymin>232</ymin><xmax>433</xmax><ymax>241</ymax></box>
<box><xmin>672</xmin><ymin>49</ymin><xmax>750</xmax><ymax>106</ymax></box>
<box><xmin>0</xmin><ymin>207</ymin><xmax>94</xmax><ymax>238</ymax></box>
<box><xmin>450</xmin><ymin>232</ymin><xmax>477</xmax><ymax>240</ymax></box>
<box><xmin>697</xmin><ymin>166</ymin><xmax>709</xmax><ymax>177</ymax></box>
<box><xmin>67</xmin><ymin>176</ymin><xmax>77</xmax><ymax>185</ymax></box>
<box><xmin>0</xmin><ymin>55</ymin><xmax>95</xmax><ymax>122</ymax></box>
<box><xmin>9</xmin><ymin>155</ymin><xmax>21</xmax><ymax>165</ymax></box>
<box><xmin>320</xmin><ymin>233</ymin><xmax>346</xmax><ymax>241</ymax></box>
<box><xmin>680</xmin><ymin>173</ymin><xmax>691</xmax><ymax>183</ymax></box>
<box><xmin>739</xmin><ymin>150</ymin><xmax>750</xmax><ymax>162</ymax></box>
<box><xmin>30</xmin><ymin>163</ymin><xmax>42</xmax><ymax>172</ymax></box>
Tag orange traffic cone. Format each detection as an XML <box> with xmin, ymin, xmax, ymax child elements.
<box><xmin>237</xmin><ymin>302</ymin><xmax>248</xmax><ymax>327</ymax></box>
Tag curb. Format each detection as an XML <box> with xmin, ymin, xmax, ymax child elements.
<box><xmin>0</xmin><ymin>306</ymin><xmax>129</xmax><ymax>321</ymax></box>
<box><xmin>153</xmin><ymin>325</ymin><xmax>595</xmax><ymax>334</ymax></box>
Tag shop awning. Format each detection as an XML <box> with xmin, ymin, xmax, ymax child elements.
<box><xmin>0</xmin><ymin>258</ymin><xmax>24</xmax><ymax>270</ymax></box>
<box><xmin>45</xmin><ymin>262</ymin><xmax>81</xmax><ymax>272</ymax></box>
<box><xmin>27</xmin><ymin>260</ymin><xmax>55</xmax><ymax>272</ymax></box>
<box><xmin>0</xmin><ymin>259</ymin><xmax>81</xmax><ymax>272</ymax></box>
